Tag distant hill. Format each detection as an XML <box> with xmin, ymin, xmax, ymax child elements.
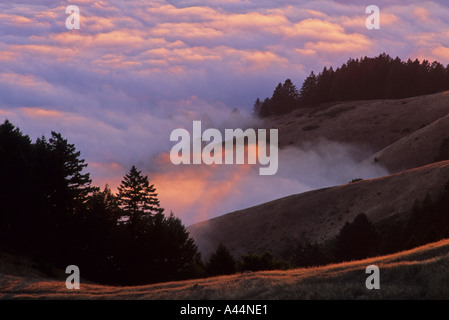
<box><xmin>3</xmin><ymin>238</ymin><xmax>449</xmax><ymax>299</ymax></box>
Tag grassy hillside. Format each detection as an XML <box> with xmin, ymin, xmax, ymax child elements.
<box><xmin>360</xmin><ymin>112</ymin><xmax>449</xmax><ymax>173</ymax></box>
<box><xmin>188</xmin><ymin>160</ymin><xmax>449</xmax><ymax>259</ymax></box>
<box><xmin>2</xmin><ymin>239</ymin><xmax>449</xmax><ymax>299</ymax></box>
<box><xmin>270</xmin><ymin>91</ymin><xmax>449</xmax><ymax>164</ymax></box>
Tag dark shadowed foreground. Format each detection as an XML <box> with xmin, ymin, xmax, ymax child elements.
<box><xmin>2</xmin><ymin>239</ymin><xmax>449</xmax><ymax>300</ymax></box>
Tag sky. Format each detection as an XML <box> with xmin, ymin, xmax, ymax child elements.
<box><xmin>1</xmin><ymin>0</ymin><xmax>449</xmax><ymax>225</ymax></box>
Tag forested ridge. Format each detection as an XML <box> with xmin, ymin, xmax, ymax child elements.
<box><xmin>254</xmin><ymin>53</ymin><xmax>449</xmax><ymax>117</ymax></box>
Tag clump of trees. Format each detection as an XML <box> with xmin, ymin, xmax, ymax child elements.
<box><xmin>0</xmin><ymin>120</ymin><xmax>203</xmax><ymax>285</ymax></box>
<box><xmin>253</xmin><ymin>79</ymin><xmax>300</xmax><ymax>117</ymax></box>
<box><xmin>401</xmin><ymin>184</ymin><xmax>449</xmax><ymax>250</ymax></box>
<box><xmin>255</xmin><ymin>53</ymin><xmax>449</xmax><ymax>117</ymax></box>
<box><xmin>334</xmin><ymin>213</ymin><xmax>379</xmax><ymax>261</ymax></box>
<box><xmin>292</xmin><ymin>240</ymin><xmax>326</xmax><ymax>267</ymax></box>
<box><xmin>205</xmin><ymin>245</ymin><xmax>290</xmax><ymax>276</ymax></box>
<box><xmin>292</xmin><ymin>180</ymin><xmax>449</xmax><ymax>267</ymax></box>
<box><xmin>291</xmin><ymin>213</ymin><xmax>380</xmax><ymax>267</ymax></box>
<box><xmin>206</xmin><ymin>244</ymin><xmax>237</xmax><ymax>276</ymax></box>
<box><xmin>237</xmin><ymin>252</ymin><xmax>290</xmax><ymax>272</ymax></box>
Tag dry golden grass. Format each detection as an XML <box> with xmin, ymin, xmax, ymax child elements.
<box><xmin>2</xmin><ymin>239</ymin><xmax>449</xmax><ymax>299</ymax></box>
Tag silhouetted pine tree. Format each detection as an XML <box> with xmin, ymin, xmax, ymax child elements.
<box><xmin>315</xmin><ymin>66</ymin><xmax>334</xmax><ymax>104</ymax></box>
<box><xmin>115</xmin><ymin>166</ymin><xmax>203</xmax><ymax>284</ymax></box>
<box><xmin>299</xmin><ymin>71</ymin><xmax>318</xmax><ymax>106</ymax></box>
<box><xmin>48</xmin><ymin>132</ymin><xmax>96</xmax><ymax>213</ymax></box>
<box><xmin>117</xmin><ymin>165</ymin><xmax>163</xmax><ymax>229</ymax></box>
<box><xmin>279</xmin><ymin>78</ymin><xmax>301</xmax><ymax>112</ymax></box>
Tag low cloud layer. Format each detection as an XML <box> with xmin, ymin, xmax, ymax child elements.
<box><xmin>0</xmin><ymin>0</ymin><xmax>448</xmax><ymax>225</ymax></box>
<box><xmin>151</xmin><ymin>135</ymin><xmax>388</xmax><ymax>225</ymax></box>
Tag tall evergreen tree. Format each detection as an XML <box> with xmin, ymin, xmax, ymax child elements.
<box><xmin>315</xmin><ymin>66</ymin><xmax>334</xmax><ymax>104</ymax></box>
<box><xmin>117</xmin><ymin>165</ymin><xmax>163</xmax><ymax>227</ymax></box>
<box><xmin>40</xmin><ymin>132</ymin><xmax>95</xmax><ymax>215</ymax></box>
<box><xmin>270</xmin><ymin>82</ymin><xmax>285</xmax><ymax>114</ymax></box>
<box><xmin>299</xmin><ymin>71</ymin><xmax>318</xmax><ymax>106</ymax></box>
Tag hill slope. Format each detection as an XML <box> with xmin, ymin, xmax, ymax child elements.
<box><xmin>360</xmin><ymin>113</ymin><xmax>449</xmax><ymax>173</ymax></box>
<box><xmin>2</xmin><ymin>239</ymin><xmax>449</xmax><ymax>299</ymax></box>
<box><xmin>271</xmin><ymin>91</ymin><xmax>449</xmax><ymax>164</ymax></box>
<box><xmin>188</xmin><ymin>161</ymin><xmax>449</xmax><ymax>260</ymax></box>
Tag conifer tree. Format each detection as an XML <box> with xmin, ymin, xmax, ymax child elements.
<box><xmin>299</xmin><ymin>71</ymin><xmax>318</xmax><ymax>106</ymax></box>
<box><xmin>47</xmin><ymin>132</ymin><xmax>95</xmax><ymax>210</ymax></box>
<box><xmin>117</xmin><ymin>165</ymin><xmax>163</xmax><ymax>226</ymax></box>
<box><xmin>253</xmin><ymin>98</ymin><xmax>262</xmax><ymax>115</ymax></box>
